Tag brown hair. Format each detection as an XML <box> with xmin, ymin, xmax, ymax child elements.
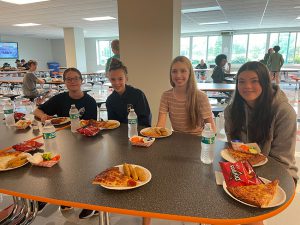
<box><xmin>63</xmin><ymin>67</ymin><xmax>83</xmax><ymax>80</ymax></box>
<box><xmin>108</xmin><ymin>58</ymin><xmax>128</xmax><ymax>74</ymax></box>
<box><xmin>111</xmin><ymin>39</ymin><xmax>120</xmax><ymax>52</ymax></box>
<box><xmin>170</xmin><ymin>56</ymin><xmax>201</xmax><ymax>129</ymax></box>
<box><xmin>27</xmin><ymin>60</ymin><xmax>37</xmax><ymax>67</ymax></box>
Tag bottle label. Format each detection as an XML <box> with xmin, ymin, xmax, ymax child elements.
<box><xmin>202</xmin><ymin>136</ymin><xmax>215</xmax><ymax>144</ymax></box>
<box><xmin>70</xmin><ymin>114</ymin><xmax>79</xmax><ymax>119</ymax></box>
<box><xmin>4</xmin><ymin>109</ymin><xmax>13</xmax><ymax>114</ymax></box>
<box><xmin>128</xmin><ymin>118</ymin><xmax>137</xmax><ymax>125</ymax></box>
<box><xmin>43</xmin><ymin>132</ymin><xmax>56</xmax><ymax>139</ymax></box>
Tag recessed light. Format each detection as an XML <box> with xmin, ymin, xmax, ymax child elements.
<box><xmin>13</xmin><ymin>23</ymin><xmax>41</xmax><ymax>27</ymax></box>
<box><xmin>1</xmin><ymin>0</ymin><xmax>49</xmax><ymax>4</ymax></box>
<box><xmin>182</xmin><ymin>6</ymin><xmax>221</xmax><ymax>14</ymax></box>
<box><xmin>83</xmin><ymin>16</ymin><xmax>116</xmax><ymax>21</ymax></box>
<box><xmin>199</xmin><ymin>21</ymin><xmax>228</xmax><ymax>25</ymax></box>
<box><xmin>294</xmin><ymin>6</ymin><xmax>300</xmax><ymax>8</ymax></box>
<box><xmin>297</xmin><ymin>16</ymin><xmax>300</xmax><ymax>20</ymax></box>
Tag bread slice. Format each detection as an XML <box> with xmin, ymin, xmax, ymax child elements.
<box><xmin>227</xmin><ymin>180</ymin><xmax>279</xmax><ymax>207</ymax></box>
<box><xmin>227</xmin><ymin>149</ymin><xmax>267</xmax><ymax>165</ymax></box>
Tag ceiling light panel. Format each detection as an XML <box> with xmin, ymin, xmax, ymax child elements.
<box><xmin>1</xmin><ymin>0</ymin><xmax>48</xmax><ymax>4</ymax></box>
<box><xmin>13</xmin><ymin>23</ymin><xmax>41</xmax><ymax>26</ymax></box>
<box><xmin>182</xmin><ymin>6</ymin><xmax>222</xmax><ymax>14</ymax></box>
<box><xmin>83</xmin><ymin>16</ymin><xmax>116</xmax><ymax>21</ymax></box>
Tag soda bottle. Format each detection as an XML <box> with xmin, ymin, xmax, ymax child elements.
<box><xmin>42</xmin><ymin>120</ymin><xmax>57</xmax><ymax>152</ymax></box>
<box><xmin>3</xmin><ymin>99</ymin><xmax>15</xmax><ymax>126</ymax></box>
<box><xmin>128</xmin><ymin>108</ymin><xmax>138</xmax><ymax>138</ymax></box>
<box><xmin>69</xmin><ymin>104</ymin><xmax>80</xmax><ymax>132</ymax></box>
<box><xmin>200</xmin><ymin>123</ymin><xmax>215</xmax><ymax>164</ymax></box>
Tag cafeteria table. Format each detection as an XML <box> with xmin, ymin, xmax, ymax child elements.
<box><xmin>0</xmin><ymin>124</ymin><xmax>296</xmax><ymax>225</ymax></box>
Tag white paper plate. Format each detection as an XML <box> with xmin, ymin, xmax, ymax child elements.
<box><xmin>140</xmin><ymin>127</ymin><xmax>172</xmax><ymax>138</ymax></box>
<box><xmin>100</xmin><ymin>164</ymin><xmax>152</xmax><ymax>190</ymax></box>
<box><xmin>223</xmin><ymin>177</ymin><xmax>286</xmax><ymax>208</ymax></box>
<box><xmin>220</xmin><ymin>149</ymin><xmax>268</xmax><ymax>167</ymax></box>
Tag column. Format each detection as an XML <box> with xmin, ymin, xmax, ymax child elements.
<box><xmin>63</xmin><ymin>27</ymin><xmax>87</xmax><ymax>72</ymax></box>
<box><xmin>118</xmin><ymin>0</ymin><xmax>181</xmax><ymax>126</ymax></box>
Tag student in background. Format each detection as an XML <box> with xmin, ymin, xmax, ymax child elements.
<box><xmin>262</xmin><ymin>48</ymin><xmax>274</xmax><ymax>66</ymax></box>
<box><xmin>21</xmin><ymin>59</ymin><xmax>30</xmax><ymax>70</ymax></box>
<box><xmin>157</xmin><ymin>56</ymin><xmax>216</xmax><ymax>135</ymax></box>
<box><xmin>15</xmin><ymin>59</ymin><xmax>22</xmax><ymax>68</ymax></box>
<box><xmin>195</xmin><ymin>59</ymin><xmax>208</xmax><ymax>81</ymax></box>
<box><xmin>267</xmin><ymin>45</ymin><xmax>284</xmax><ymax>85</ymax></box>
<box><xmin>22</xmin><ymin>60</ymin><xmax>45</xmax><ymax>101</ymax></box>
<box><xmin>105</xmin><ymin>39</ymin><xmax>120</xmax><ymax>76</ymax></box>
<box><xmin>106</xmin><ymin>58</ymin><xmax>151</xmax><ymax>127</ymax></box>
<box><xmin>211</xmin><ymin>54</ymin><xmax>231</xmax><ymax>83</ymax></box>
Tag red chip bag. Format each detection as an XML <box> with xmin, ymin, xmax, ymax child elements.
<box><xmin>219</xmin><ymin>161</ymin><xmax>262</xmax><ymax>187</ymax></box>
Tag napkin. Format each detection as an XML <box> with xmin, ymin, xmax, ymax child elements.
<box><xmin>215</xmin><ymin>171</ymin><xmax>224</xmax><ymax>185</ymax></box>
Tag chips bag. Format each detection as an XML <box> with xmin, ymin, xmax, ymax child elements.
<box><xmin>219</xmin><ymin>161</ymin><xmax>262</xmax><ymax>187</ymax></box>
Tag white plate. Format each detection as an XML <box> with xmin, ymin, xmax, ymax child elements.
<box><xmin>50</xmin><ymin>117</ymin><xmax>70</xmax><ymax>126</ymax></box>
<box><xmin>0</xmin><ymin>161</ymin><xmax>29</xmax><ymax>171</ymax></box>
<box><xmin>223</xmin><ymin>177</ymin><xmax>286</xmax><ymax>208</ymax></box>
<box><xmin>140</xmin><ymin>127</ymin><xmax>172</xmax><ymax>138</ymax></box>
<box><xmin>100</xmin><ymin>164</ymin><xmax>152</xmax><ymax>190</ymax></box>
<box><xmin>220</xmin><ymin>149</ymin><xmax>268</xmax><ymax>167</ymax></box>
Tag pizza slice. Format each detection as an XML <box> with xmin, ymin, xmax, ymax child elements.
<box><xmin>92</xmin><ymin>167</ymin><xmax>137</xmax><ymax>187</ymax></box>
<box><xmin>227</xmin><ymin>180</ymin><xmax>279</xmax><ymax>207</ymax></box>
<box><xmin>0</xmin><ymin>152</ymin><xmax>28</xmax><ymax>169</ymax></box>
<box><xmin>227</xmin><ymin>149</ymin><xmax>267</xmax><ymax>165</ymax></box>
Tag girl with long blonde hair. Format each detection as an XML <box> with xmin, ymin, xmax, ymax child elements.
<box><xmin>157</xmin><ymin>56</ymin><xmax>216</xmax><ymax>135</ymax></box>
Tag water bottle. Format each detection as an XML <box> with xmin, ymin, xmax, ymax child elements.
<box><xmin>128</xmin><ymin>108</ymin><xmax>138</xmax><ymax>138</ymax></box>
<box><xmin>3</xmin><ymin>99</ymin><xmax>15</xmax><ymax>126</ymax></box>
<box><xmin>42</xmin><ymin>120</ymin><xmax>57</xmax><ymax>152</ymax></box>
<box><xmin>69</xmin><ymin>104</ymin><xmax>80</xmax><ymax>132</ymax></box>
<box><xmin>200</xmin><ymin>123</ymin><xmax>215</xmax><ymax>164</ymax></box>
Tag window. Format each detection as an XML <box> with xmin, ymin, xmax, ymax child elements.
<box><xmin>191</xmin><ymin>36</ymin><xmax>207</xmax><ymax>66</ymax></box>
<box><xmin>96</xmin><ymin>40</ymin><xmax>113</xmax><ymax>66</ymax></box>
<box><xmin>247</xmin><ymin>33</ymin><xmax>267</xmax><ymax>61</ymax></box>
<box><xmin>295</xmin><ymin>33</ymin><xmax>300</xmax><ymax>64</ymax></box>
<box><xmin>207</xmin><ymin>36</ymin><xmax>222</xmax><ymax>64</ymax></box>
<box><xmin>269</xmin><ymin>33</ymin><xmax>279</xmax><ymax>48</ymax></box>
<box><xmin>231</xmin><ymin>35</ymin><xmax>248</xmax><ymax>64</ymax></box>
<box><xmin>278</xmin><ymin>33</ymin><xmax>289</xmax><ymax>62</ymax></box>
<box><xmin>287</xmin><ymin>33</ymin><xmax>296</xmax><ymax>64</ymax></box>
<box><xmin>180</xmin><ymin>37</ymin><xmax>190</xmax><ymax>58</ymax></box>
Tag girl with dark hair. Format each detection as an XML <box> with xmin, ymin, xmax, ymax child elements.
<box><xmin>106</xmin><ymin>58</ymin><xmax>152</xmax><ymax>127</ymax></box>
<box><xmin>224</xmin><ymin>61</ymin><xmax>298</xmax><ymax>183</ymax></box>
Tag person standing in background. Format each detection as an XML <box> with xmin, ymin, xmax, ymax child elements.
<box><xmin>105</xmin><ymin>39</ymin><xmax>120</xmax><ymax>76</ymax></box>
<box><xmin>22</xmin><ymin>60</ymin><xmax>45</xmax><ymax>101</ymax></box>
<box><xmin>21</xmin><ymin>59</ymin><xmax>30</xmax><ymax>70</ymax></box>
<box><xmin>262</xmin><ymin>48</ymin><xmax>274</xmax><ymax>67</ymax></box>
<box><xmin>267</xmin><ymin>45</ymin><xmax>284</xmax><ymax>85</ymax></box>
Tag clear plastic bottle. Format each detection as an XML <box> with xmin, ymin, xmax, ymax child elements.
<box><xmin>128</xmin><ymin>108</ymin><xmax>138</xmax><ymax>138</ymax></box>
<box><xmin>3</xmin><ymin>99</ymin><xmax>15</xmax><ymax>126</ymax></box>
<box><xmin>69</xmin><ymin>104</ymin><xmax>80</xmax><ymax>132</ymax></box>
<box><xmin>42</xmin><ymin>120</ymin><xmax>57</xmax><ymax>152</ymax></box>
<box><xmin>200</xmin><ymin>123</ymin><xmax>216</xmax><ymax>164</ymax></box>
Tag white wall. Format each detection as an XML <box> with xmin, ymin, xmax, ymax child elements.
<box><xmin>0</xmin><ymin>35</ymin><xmax>53</xmax><ymax>69</ymax></box>
<box><xmin>50</xmin><ymin>39</ymin><xmax>66</xmax><ymax>67</ymax></box>
<box><xmin>85</xmin><ymin>38</ymin><xmax>104</xmax><ymax>72</ymax></box>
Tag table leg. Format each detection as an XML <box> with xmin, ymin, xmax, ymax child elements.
<box><xmin>0</xmin><ymin>196</ymin><xmax>23</xmax><ymax>224</ymax></box>
<box><xmin>99</xmin><ymin>211</ymin><xmax>110</xmax><ymax>225</ymax></box>
<box><xmin>19</xmin><ymin>199</ymin><xmax>38</xmax><ymax>225</ymax></box>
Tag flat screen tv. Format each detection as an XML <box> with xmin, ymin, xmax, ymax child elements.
<box><xmin>0</xmin><ymin>42</ymin><xmax>19</xmax><ymax>59</ymax></box>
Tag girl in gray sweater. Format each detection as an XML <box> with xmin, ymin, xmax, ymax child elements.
<box><xmin>224</xmin><ymin>61</ymin><xmax>298</xmax><ymax>182</ymax></box>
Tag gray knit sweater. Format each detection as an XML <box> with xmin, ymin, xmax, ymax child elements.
<box><xmin>224</xmin><ymin>85</ymin><xmax>298</xmax><ymax>179</ymax></box>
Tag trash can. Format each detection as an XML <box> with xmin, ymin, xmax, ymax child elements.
<box><xmin>47</xmin><ymin>62</ymin><xmax>60</xmax><ymax>77</ymax></box>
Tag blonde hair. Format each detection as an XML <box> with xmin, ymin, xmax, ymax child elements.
<box><xmin>169</xmin><ymin>56</ymin><xmax>200</xmax><ymax>129</ymax></box>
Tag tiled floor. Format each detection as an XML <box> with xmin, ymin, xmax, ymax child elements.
<box><xmin>1</xmin><ymin>82</ymin><xmax>299</xmax><ymax>225</ymax></box>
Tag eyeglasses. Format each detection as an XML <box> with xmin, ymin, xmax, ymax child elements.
<box><xmin>64</xmin><ymin>77</ymin><xmax>81</xmax><ymax>82</ymax></box>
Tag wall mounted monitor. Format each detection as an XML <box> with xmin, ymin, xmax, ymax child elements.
<box><xmin>0</xmin><ymin>42</ymin><xmax>19</xmax><ymax>59</ymax></box>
